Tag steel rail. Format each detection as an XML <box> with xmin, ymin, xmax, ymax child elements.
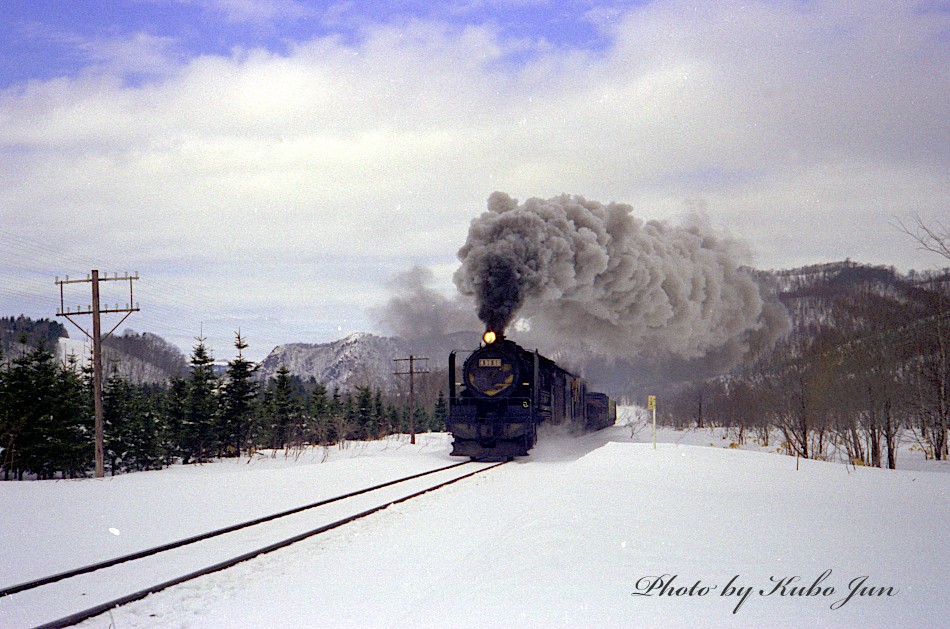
<box><xmin>32</xmin><ymin>460</ymin><xmax>506</xmax><ymax>629</ymax></box>
<box><xmin>0</xmin><ymin>459</ymin><xmax>471</xmax><ymax>598</ymax></box>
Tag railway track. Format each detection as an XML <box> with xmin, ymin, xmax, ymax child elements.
<box><xmin>0</xmin><ymin>459</ymin><xmax>505</xmax><ymax>629</ymax></box>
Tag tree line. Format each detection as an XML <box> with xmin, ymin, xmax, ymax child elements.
<box><xmin>0</xmin><ymin>315</ymin><xmax>66</xmax><ymax>357</ymax></box>
<box><xmin>0</xmin><ymin>333</ymin><xmax>447</xmax><ymax>480</ymax></box>
<box><xmin>661</xmin><ymin>272</ymin><xmax>949</xmax><ymax>469</ymax></box>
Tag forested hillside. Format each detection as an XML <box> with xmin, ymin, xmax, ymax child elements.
<box><xmin>101</xmin><ymin>330</ymin><xmax>189</xmax><ymax>382</ymax></box>
<box><xmin>664</xmin><ymin>261</ymin><xmax>949</xmax><ymax>468</ymax></box>
<box><xmin>0</xmin><ymin>316</ymin><xmax>66</xmax><ymax>356</ymax></box>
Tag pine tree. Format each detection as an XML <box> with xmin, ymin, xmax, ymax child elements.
<box><xmin>309</xmin><ymin>382</ymin><xmax>332</xmax><ymax>445</ymax></box>
<box><xmin>162</xmin><ymin>376</ymin><xmax>188</xmax><ymax>465</ymax></box>
<box><xmin>218</xmin><ymin>332</ymin><xmax>259</xmax><ymax>456</ymax></box>
<box><xmin>265</xmin><ymin>366</ymin><xmax>303</xmax><ymax>449</ymax></box>
<box><xmin>433</xmin><ymin>390</ymin><xmax>448</xmax><ymax>432</ymax></box>
<box><xmin>181</xmin><ymin>337</ymin><xmax>218</xmax><ymax>463</ymax></box>
<box><xmin>386</xmin><ymin>404</ymin><xmax>402</xmax><ymax>437</ymax></box>
<box><xmin>49</xmin><ymin>350</ymin><xmax>92</xmax><ymax>478</ymax></box>
<box><xmin>135</xmin><ymin>385</ymin><xmax>168</xmax><ymax>471</ymax></box>
<box><xmin>413</xmin><ymin>407</ymin><xmax>430</xmax><ymax>435</ymax></box>
<box><xmin>2</xmin><ymin>344</ymin><xmax>92</xmax><ymax>479</ymax></box>
<box><xmin>353</xmin><ymin>386</ymin><xmax>374</xmax><ymax>439</ymax></box>
<box><xmin>342</xmin><ymin>391</ymin><xmax>357</xmax><ymax>441</ymax></box>
<box><xmin>103</xmin><ymin>369</ymin><xmax>133</xmax><ymax>474</ymax></box>
<box><xmin>0</xmin><ymin>346</ymin><xmax>11</xmax><ymax>479</ymax></box>
<box><xmin>103</xmin><ymin>372</ymin><xmax>166</xmax><ymax>473</ymax></box>
<box><xmin>373</xmin><ymin>389</ymin><xmax>386</xmax><ymax>437</ymax></box>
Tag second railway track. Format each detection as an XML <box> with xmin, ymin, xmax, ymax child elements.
<box><xmin>0</xmin><ymin>459</ymin><xmax>505</xmax><ymax>629</ymax></box>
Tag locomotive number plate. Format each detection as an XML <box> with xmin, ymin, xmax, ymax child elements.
<box><xmin>479</xmin><ymin>358</ymin><xmax>503</xmax><ymax>367</ymax></box>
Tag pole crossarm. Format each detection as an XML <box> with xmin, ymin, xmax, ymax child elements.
<box><xmin>53</xmin><ymin>270</ymin><xmax>140</xmax><ymax>478</ymax></box>
<box><xmin>394</xmin><ymin>356</ymin><xmax>430</xmax><ymax>445</ymax></box>
<box><xmin>58</xmin><ymin>306</ymin><xmax>140</xmax><ymax>316</ymax></box>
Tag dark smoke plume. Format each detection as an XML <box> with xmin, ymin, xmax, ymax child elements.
<box><xmin>454</xmin><ymin>192</ymin><xmax>789</xmax><ymax>365</ymax></box>
<box><xmin>372</xmin><ymin>266</ymin><xmax>480</xmax><ymax>339</ymax></box>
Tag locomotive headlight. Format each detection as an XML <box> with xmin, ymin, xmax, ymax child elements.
<box><xmin>483</xmin><ymin>330</ymin><xmax>497</xmax><ymax>344</ymax></box>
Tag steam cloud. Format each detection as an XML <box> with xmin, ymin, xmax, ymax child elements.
<box><xmin>372</xmin><ymin>266</ymin><xmax>480</xmax><ymax>339</ymax></box>
<box><xmin>454</xmin><ymin>192</ymin><xmax>789</xmax><ymax>363</ymax></box>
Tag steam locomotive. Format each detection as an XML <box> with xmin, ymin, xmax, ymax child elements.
<box><xmin>447</xmin><ymin>331</ymin><xmax>616</xmax><ymax>459</ymax></box>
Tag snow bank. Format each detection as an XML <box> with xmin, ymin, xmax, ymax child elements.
<box><xmin>2</xmin><ymin>429</ymin><xmax>947</xmax><ymax>628</ymax></box>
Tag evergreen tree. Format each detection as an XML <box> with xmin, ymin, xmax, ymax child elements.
<box><xmin>1</xmin><ymin>344</ymin><xmax>91</xmax><ymax>479</ymax></box>
<box><xmin>342</xmin><ymin>391</ymin><xmax>357</xmax><ymax>441</ymax></box>
<box><xmin>309</xmin><ymin>382</ymin><xmax>332</xmax><ymax>445</ymax></box>
<box><xmin>136</xmin><ymin>385</ymin><xmax>168</xmax><ymax>470</ymax></box>
<box><xmin>104</xmin><ymin>370</ymin><xmax>134</xmax><ymax>474</ymax></box>
<box><xmin>373</xmin><ymin>389</ymin><xmax>386</xmax><ymax>437</ymax></box>
<box><xmin>0</xmin><ymin>346</ymin><xmax>11</xmax><ymax>478</ymax></box>
<box><xmin>162</xmin><ymin>376</ymin><xmax>188</xmax><ymax>464</ymax></box>
<box><xmin>218</xmin><ymin>332</ymin><xmax>259</xmax><ymax>456</ymax></box>
<box><xmin>354</xmin><ymin>386</ymin><xmax>375</xmax><ymax>439</ymax></box>
<box><xmin>50</xmin><ymin>352</ymin><xmax>92</xmax><ymax>477</ymax></box>
<box><xmin>103</xmin><ymin>371</ymin><xmax>166</xmax><ymax>473</ymax></box>
<box><xmin>432</xmin><ymin>390</ymin><xmax>448</xmax><ymax>432</ymax></box>
<box><xmin>386</xmin><ymin>404</ymin><xmax>402</xmax><ymax>437</ymax></box>
<box><xmin>413</xmin><ymin>407</ymin><xmax>431</xmax><ymax>434</ymax></box>
<box><xmin>181</xmin><ymin>338</ymin><xmax>219</xmax><ymax>463</ymax></box>
<box><xmin>265</xmin><ymin>366</ymin><xmax>303</xmax><ymax>449</ymax></box>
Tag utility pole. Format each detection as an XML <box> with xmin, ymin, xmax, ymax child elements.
<box><xmin>394</xmin><ymin>355</ymin><xmax>429</xmax><ymax>444</ymax></box>
<box><xmin>56</xmin><ymin>271</ymin><xmax>140</xmax><ymax>478</ymax></box>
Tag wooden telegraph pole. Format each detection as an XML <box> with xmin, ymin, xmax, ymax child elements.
<box><xmin>394</xmin><ymin>355</ymin><xmax>429</xmax><ymax>444</ymax></box>
<box><xmin>56</xmin><ymin>271</ymin><xmax>140</xmax><ymax>478</ymax></box>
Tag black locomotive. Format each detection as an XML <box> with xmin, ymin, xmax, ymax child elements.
<box><xmin>447</xmin><ymin>331</ymin><xmax>616</xmax><ymax>459</ymax></box>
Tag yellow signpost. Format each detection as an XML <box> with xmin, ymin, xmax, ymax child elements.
<box><xmin>648</xmin><ymin>395</ymin><xmax>657</xmax><ymax>449</ymax></box>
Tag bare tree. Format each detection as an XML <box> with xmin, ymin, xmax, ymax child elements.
<box><xmin>912</xmin><ymin>307</ymin><xmax>950</xmax><ymax>460</ymax></box>
<box><xmin>895</xmin><ymin>212</ymin><xmax>950</xmax><ymax>261</ymax></box>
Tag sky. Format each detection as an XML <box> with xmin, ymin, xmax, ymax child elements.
<box><xmin>0</xmin><ymin>0</ymin><xmax>947</xmax><ymax>362</ymax></box>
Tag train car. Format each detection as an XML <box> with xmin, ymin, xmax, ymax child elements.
<box><xmin>585</xmin><ymin>392</ymin><xmax>617</xmax><ymax>432</ymax></box>
<box><xmin>447</xmin><ymin>331</ymin><xmax>616</xmax><ymax>459</ymax></box>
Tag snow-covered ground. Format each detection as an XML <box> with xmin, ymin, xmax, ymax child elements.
<box><xmin>1</xmin><ymin>416</ymin><xmax>947</xmax><ymax>628</ymax></box>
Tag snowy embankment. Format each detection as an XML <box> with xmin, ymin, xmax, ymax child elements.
<box><xmin>1</xmin><ymin>421</ymin><xmax>947</xmax><ymax>628</ymax></box>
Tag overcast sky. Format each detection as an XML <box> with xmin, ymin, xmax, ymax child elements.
<box><xmin>1</xmin><ymin>0</ymin><xmax>947</xmax><ymax>362</ymax></box>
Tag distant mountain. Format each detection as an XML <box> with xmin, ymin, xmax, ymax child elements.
<box><xmin>258</xmin><ymin>331</ymin><xmax>477</xmax><ymax>391</ymax></box>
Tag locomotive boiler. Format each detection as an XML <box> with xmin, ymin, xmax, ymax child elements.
<box><xmin>447</xmin><ymin>331</ymin><xmax>616</xmax><ymax>459</ymax></box>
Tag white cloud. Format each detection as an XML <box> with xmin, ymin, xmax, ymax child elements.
<box><xmin>14</xmin><ymin>22</ymin><xmax>182</xmax><ymax>82</ymax></box>
<box><xmin>1</xmin><ymin>0</ymin><xmax>947</xmax><ymax>358</ymax></box>
<box><xmin>175</xmin><ymin>0</ymin><xmax>315</xmax><ymax>24</ymax></box>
